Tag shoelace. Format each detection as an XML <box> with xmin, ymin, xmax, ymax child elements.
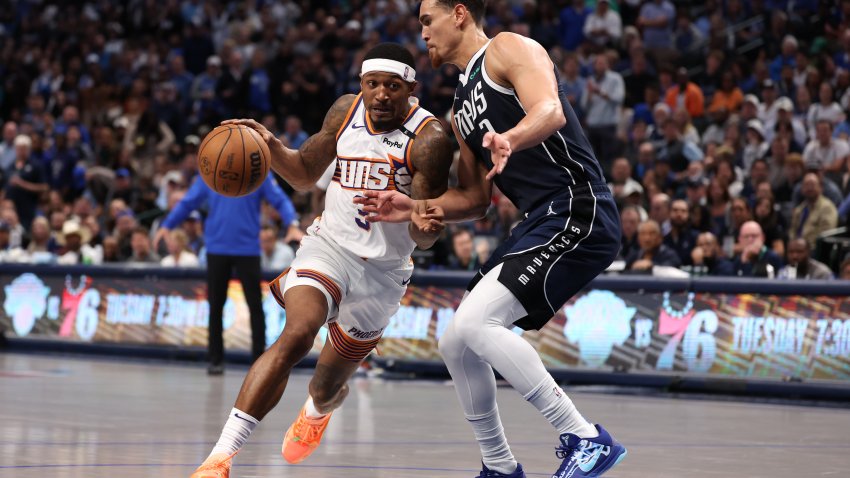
<box><xmin>555</xmin><ymin>441</ymin><xmax>605</xmax><ymax>465</ymax></box>
<box><xmin>293</xmin><ymin>416</ymin><xmax>325</xmax><ymax>444</ymax></box>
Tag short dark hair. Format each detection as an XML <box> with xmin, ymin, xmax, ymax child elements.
<box><xmin>434</xmin><ymin>0</ymin><xmax>487</xmax><ymax>25</ymax></box>
<box><xmin>363</xmin><ymin>43</ymin><xmax>415</xmax><ymax>69</ymax></box>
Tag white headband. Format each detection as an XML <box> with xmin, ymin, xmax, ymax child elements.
<box><xmin>360</xmin><ymin>58</ymin><xmax>416</xmax><ymax>82</ymax></box>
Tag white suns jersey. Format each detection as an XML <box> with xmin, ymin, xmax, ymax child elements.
<box><xmin>315</xmin><ymin>93</ymin><xmax>437</xmax><ymax>260</ymax></box>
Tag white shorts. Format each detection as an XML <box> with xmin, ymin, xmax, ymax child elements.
<box><xmin>268</xmin><ymin>233</ymin><xmax>413</xmax><ymax>361</ymax></box>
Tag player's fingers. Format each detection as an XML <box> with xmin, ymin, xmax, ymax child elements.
<box><xmin>485</xmin><ymin>164</ymin><xmax>498</xmax><ymax>180</ymax></box>
<box><xmin>482</xmin><ymin>132</ymin><xmax>493</xmax><ymax>148</ymax></box>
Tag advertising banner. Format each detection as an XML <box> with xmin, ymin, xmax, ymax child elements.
<box><xmin>1</xmin><ymin>270</ymin><xmax>849</xmax><ymax>381</ymax></box>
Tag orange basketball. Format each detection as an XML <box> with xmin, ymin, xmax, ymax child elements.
<box><xmin>197</xmin><ymin>124</ymin><xmax>271</xmax><ymax>197</ymax></box>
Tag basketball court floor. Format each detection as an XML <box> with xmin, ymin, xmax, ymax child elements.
<box><xmin>2</xmin><ymin>353</ymin><xmax>849</xmax><ymax>478</ymax></box>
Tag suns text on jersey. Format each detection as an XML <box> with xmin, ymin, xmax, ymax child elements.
<box><xmin>337</xmin><ymin>158</ymin><xmax>392</xmax><ymax>190</ymax></box>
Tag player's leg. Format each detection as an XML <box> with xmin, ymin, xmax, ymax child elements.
<box><xmin>190</xmin><ymin>284</ymin><xmax>329</xmax><ymax>478</ymax></box>
<box><xmin>205</xmin><ymin>253</ymin><xmax>231</xmax><ymax>374</ymax></box>
<box><xmin>281</xmin><ymin>330</ymin><xmax>366</xmax><ymax>464</ymax></box>
<box><xmin>233</xmin><ymin>255</ymin><xmax>266</xmax><ymax>362</ymax></box>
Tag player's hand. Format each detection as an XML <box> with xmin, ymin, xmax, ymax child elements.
<box><xmin>482</xmin><ymin>131</ymin><xmax>511</xmax><ymax>180</ymax></box>
<box><xmin>153</xmin><ymin>227</ymin><xmax>171</xmax><ymax>249</ymax></box>
<box><xmin>412</xmin><ymin>200</ymin><xmax>445</xmax><ymax>235</ymax></box>
<box><xmin>354</xmin><ymin>190</ymin><xmax>413</xmax><ymax>223</ymax></box>
<box><xmin>221</xmin><ymin>119</ymin><xmax>274</xmax><ymax>144</ymax></box>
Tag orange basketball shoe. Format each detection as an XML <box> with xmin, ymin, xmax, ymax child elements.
<box><xmin>190</xmin><ymin>452</ymin><xmax>235</xmax><ymax>478</ymax></box>
<box><xmin>281</xmin><ymin>404</ymin><xmax>333</xmax><ymax>464</ymax></box>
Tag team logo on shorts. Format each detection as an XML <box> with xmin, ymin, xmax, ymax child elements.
<box><xmin>347</xmin><ymin>326</ymin><xmax>383</xmax><ymax>340</ymax></box>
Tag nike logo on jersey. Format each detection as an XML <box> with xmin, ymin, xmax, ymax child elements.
<box><xmin>401</xmin><ymin>277</ymin><xmax>411</xmax><ymax>286</ymax></box>
<box><xmin>234</xmin><ymin>413</ymin><xmax>255</xmax><ymax>424</ymax></box>
<box><xmin>351</xmin><ymin>123</ymin><xmax>365</xmax><ymax>129</ymax></box>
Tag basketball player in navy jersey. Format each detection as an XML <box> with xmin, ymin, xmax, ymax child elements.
<box><xmin>356</xmin><ymin>1</ymin><xmax>627</xmax><ymax>477</ymax></box>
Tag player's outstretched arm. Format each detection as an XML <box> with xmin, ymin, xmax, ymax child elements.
<box><xmin>481</xmin><ymin>33</ymin><xmax>566</xmax><ymax>178</ymax></box>
<box><xmin>406</xmin><ymin>120</ymin><xmax>454</xmax><ymax>249</ymax></box>
<box><xmin>223</xmin><ymin>94</ymin><xmax>356</xmax><ymax>191</ymax></box>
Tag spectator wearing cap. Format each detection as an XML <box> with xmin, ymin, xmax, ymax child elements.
<box><xmin>581</xmin><ymin>54</ymin><xmax>625</xmax><ymax>177</ymax></box>
<box><xmin>732</xmin><ymin>221</ymin><xmax>784</xmax><ymax>278</ymax></box>
<box><xmin>709</xmin><ymin>72</ymin><xmax>744</xmax><ymax>115</ymax></box>
<box><xmin>583</xmin><ymin>0</ymin><xmax>621</xmax><ymax>47</ymax></box>
<box><xmin>803</xmin><ymin>120</ymin><xmax>850</xmax><ymax>172</ymax></box>
<box><xmin>778</xmin><ymin>238</ymin><xmax>833</xmax><ymax>280</ymax></box>
<box><xmin>807</xmin><ymin>82</ymin><xmax>845</xmax><ymax>139</ymax></box>
<box><xmin>626</xmin><ymin>219</ymin><xmax>681</xmax><ymax>272</ymax></box>
<box><xmin>691</xmin><ymin>231</ymin><xmax>734</xmax><ymax>276</ymax></box>
<box><xmin>664</xmin><ymin>67</ymin><xmax>704</xmax><ymax>119</ymax></box>
<box><xmin>56</xmin><ymin>219</ymin><xmax>101</xmax><ymax>265</ymax></box>
<box><xmin>154</xmin><ymin>173</ymin><xmax>300</xmax><ymax>373</ymax></box>
<box><xmin>742</xmin><ymin>119</ymin><xmax>768</xmax><ymax>172</ymax></box>
<box><xmin>768</xmin><ymin>97</ymin><xmax>807</xmax><ymax>148</ymax></box>
<box><xmin>790</xmin><ymin>173</ymin><xmax>838</xmax><ymax>252</ymax></box>
<box><xmin>6</xmin><ymin>135</ymin><xmax>47</xmax><ymax>231</ymax></box>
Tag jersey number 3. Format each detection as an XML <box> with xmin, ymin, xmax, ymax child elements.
<box><xmin>353</xmin><ymin>195</ymin><xmax>371</xmax><ymax>231</ymax></box>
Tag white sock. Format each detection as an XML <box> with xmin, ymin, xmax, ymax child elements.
<box><xmin>524</xmin><ymin>376</ymin><xmax>597</xmax><ymax>438</ymax></box>
<box><xmin>467</xmin><ymin>407</ymin><xmax>516</xmax><ymax>475</ymax></box>
<box><xmin>304</xmin><ymin>396</ymin><xmax>328</xmax><ymax>418</ymax></box>
<box><xmin>209</xmin><ymin>408</ymin><xmax>259</xmax><ymax>457</ymax></box>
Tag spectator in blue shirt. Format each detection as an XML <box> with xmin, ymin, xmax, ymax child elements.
<box><xmin>154</xmin><ymin>173</ymin><xmax>300</xmax><ymax>374</ymax></box>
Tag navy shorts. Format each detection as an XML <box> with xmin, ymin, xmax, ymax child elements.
<box><xmin>467</xmin><ymin>183</ymin><xmax>621</xmax><ymax>331</ymax></box>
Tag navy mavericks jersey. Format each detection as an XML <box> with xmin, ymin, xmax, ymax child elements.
<box><xmin>452</xmin><ymin>41</ymin><xmax>605</xmax><ymax>212</ymax></box>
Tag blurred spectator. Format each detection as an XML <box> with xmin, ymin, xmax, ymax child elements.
<box><xmin>770</xmin><ymin>35</ymin><xmax>798</xmax><ymax>83</ymax></box>
<box><xmin>673</xmin><ymin>108</ymin><xmax>700</xmax><ymax>145</ymax></box>
<box><xmin>129</xmin><ymin>226</ymin><xmax>160</xmax><ymax>264</ymax></box>
<box><xmin>650</xmin><ymin>193</ymin><xmax>672</xmax><ymax>235</ymax></box>
<box><xmin>102</xmin><ymin>236</ymin><xmax>122</xmax><ymax>264</ymax></box>
<box><xmin>6</xmin><ymin>135</ymin><xmax>47</xmax><ymax>230</ymax></box>
<box><xmin>768</xmin><ymin>97</ymin><xmax>807</xmax><ymax>149</ymax></box>
<box><xmin>778</xmin><ymin>238</ymin><xmax>833</xmax><ymax>279</ymax></box>
<box><xmin>664</xmin><ymin>199</ymin><xmax>699</xmax><ymax>266</ymax></box>
<box><xmin>804</xmin><ymin>120</ymin><xmax>850</xmax><ymax>172</ymax></box>
<box><xmin>741</xmin><ymin>158</ymin><xmax>770</xmax><ymax>203</ymax></box>
<box><xmin>657</xmin><ymin>118</ymin><xmax>703</xmax><ymax>178</ymax></box>
<box><xmin>560</xmin><ymin>54</ymin><xmax>586</xmax><ymax>117</ymax></box>
<box><xmin>260</xmin><ymin>225</ymin><xmax>295</xmax><ymax>271</ymax></box>
<box><xmin>448</xmin><ymin>228</ymin><xmax>483</xmax><ymax>272</ymax></box>
<box><xmin>626</xmin><ymin>219</ymin><xmax>681</xmax><ymax>271</ymax></box>
<box><xmin>583</xmin><ymin>0</ymin><xmax>621</xmax><ymax>48</ymax></box>
<box><xmin>559</xmin><ymin>0</ymin><xmax>589</xmax><ymax>51</ymax></box>
<box><xmin>732</xmin><ymin>221</ymin><xmax>783</xmax><ymax>278</ymax></box>
<box><xmin>283</xmin><ymin>115</ymin><xmax>309</xmax><ymax>149</ymax></box>
<box><xmin>790</xmin><ymin>173</ymin><xmax>838</xmax><ymax>251</ymax></box>
<box><xmin>619</xmin><ymin>206</ymin><xmax>642</xmax><ymax>261</ymax></box>
<box><xmin>690</xmin><ymin>231</ymin><xmax>734</xmax><ymax>276</ymax></box>
<box><xmin>0</xmin><ymin>122</ymin><xmax>18</xmax><ymax>172</ymax></box>
<box><xmin>608</xmin><ymin>157</ymin><xmax>644</xmax><ymax>206</ymax></box>
<box><xmin>25</xmin><ymin>216</ymin><xmax>59</xmax><ymax>260</ymax></box>
<box><xmin>581</xmin><ymin>55</ymin><xmax>625</xmax><ymax>176</ymax></box>
<box><xmin>161</xmin><ymin>229</ymin><xmax>200</xmax><ymax>267</ymax></box>
<box><xmin>638</xmin><ymin>0</ymin><xmax>676</xmax><ymax>53</ymax></box>
<box><xmin>807</xmin><ymin>82</ymin><xmax>845</xmax><ymax>139</ymax></box>
<box><xmin>56</xmin><ymin>220</ymin><xmax>101</xmax><ymax>265</ymax></box>
<box><xmin>753</xmin><ymin>196</ymin><xmax>786</xmax><ymax>257</ymax></box>
<box><xmin>775</xmin><ymin>152</ymin><xmax>804</xmax><ymax>206</ymax></box>
<box><xmin>686</xmin><ymin>177</ymin><xmax>711</xmax><ymax>231</ymax></box>
<box><xmin>708</xmin><ymin>72</ymin><xmax>744</xmax><ymax>115</ymax></box>
<box><xmin>665</xmin><ymin>68</ymin><xmax>704</xmax><ymax>120</ymax></box>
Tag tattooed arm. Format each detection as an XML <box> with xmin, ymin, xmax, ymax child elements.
<box><xmin>223</xmin><ymin>94</ymin><xmax>356</xmax><ymax>191</ymax></box>
<box><xmin>407</xmin><ymin>119</ymin><xmax>454</xmax><ymax>249</ymax></box>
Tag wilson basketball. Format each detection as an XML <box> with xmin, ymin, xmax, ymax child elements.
<box><xmin>197</xmin><ymin>124</ymin><xmax>270</xmax><ymax>197</ymax></box>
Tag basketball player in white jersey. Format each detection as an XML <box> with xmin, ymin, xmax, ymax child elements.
<box><xmin>189</xmin><ymin>43</ymin><xmax>452</xmax><ymax>478</ymax></box>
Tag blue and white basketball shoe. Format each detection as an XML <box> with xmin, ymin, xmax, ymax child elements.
<box><xmin>551</xmin><ymin>425</ymin><xmax>626</xmax><ymax>478</ymax></box>
<box><xmin>476</xmin><ymin>462</ymin><xmax>526</xmax><ymax>477</ymax></box>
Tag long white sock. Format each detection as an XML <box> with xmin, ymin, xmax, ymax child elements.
<box><xmin>524</xmin><ymin>376</ymin><xmax>596</xmax><ymax>438</ymax></box>
<box><xmin>304</xmin><ymin>395</ymin><xmax>328</xmax><ymax>418</ymax></box>
<box><xmin>467</xmin><ymin>407</ymin><xmax>517</xmax><ymax>475</ymax></box>
<box><xmin>209</xmin><ymin>408</ymin><xmax>259</xmax><ymax>457</ymax></box>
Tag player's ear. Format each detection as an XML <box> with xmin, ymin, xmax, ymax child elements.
<box><xmin>407</xmin><ymin>80</ymin><xmax>418</xmax><ymax>95</ymax></box>
<box><xmin>453</xmin><ymin>4</ymin><xmax>466</xmax><ymax>27</ymax></box>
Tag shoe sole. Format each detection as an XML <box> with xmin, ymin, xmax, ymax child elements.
<box><xmin>592</xmin><ymin>446</ymin><xmax>627</xmax><ymax>477</ymax></box>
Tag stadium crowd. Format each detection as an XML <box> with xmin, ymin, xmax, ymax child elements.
<box><xmin>1</xmin><ymin>0</ymin><xmax>850</xmax><ymax>280</ymax></box>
